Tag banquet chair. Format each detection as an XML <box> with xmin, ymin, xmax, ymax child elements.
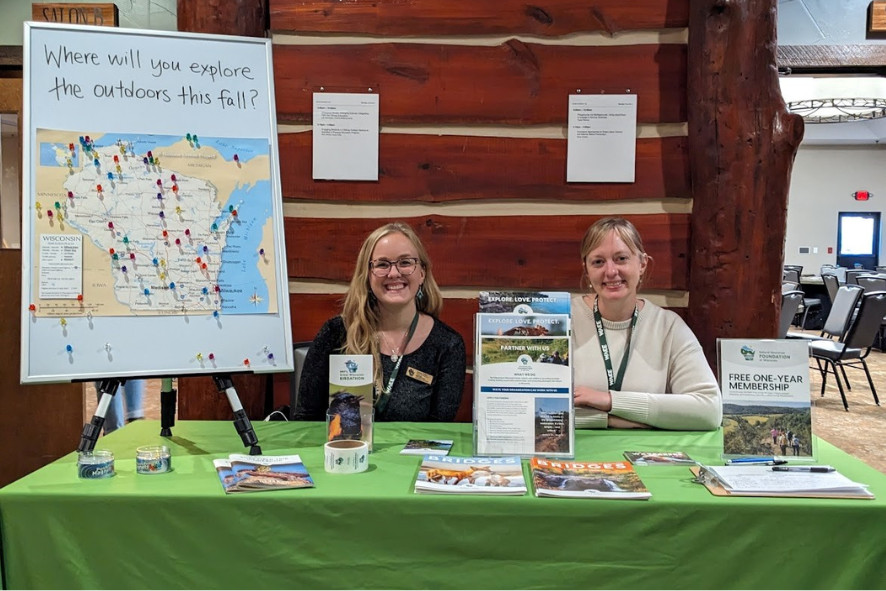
<box><xmin>856</xmin><ymin>275</ymin><xmax>886</xmax><ymax>293</ymax></box>
<box><xmin>779</xmin><ymin>291</ymin><xmax>805</xmax><ymax>338</ymax></box>
<box><xmin>288</xmin><ymin>341</ymin><xmax>313</xmax><ymax>419</ymax></box>
<box><xmin>845</xmin><ymin>269</ymin><xmax>868</xmax><ymax>285</ymax></box>
<box><xmin>822</xmin><ymin>273</ymin><xmax>840</xmax><ymax>304</ymax></box>
<box><xmin>809</xmin><ymin>291</ymin><xmax>886</xmax><ymax>410</ymax></box>
<box><xmin>783</xmin><ymin>268</ymin><xmax>801</xmax><ymax>283</ymax></box>
<box><xmin>787</xmin><ymin>284</ymin><xmax>862</xmax><ymax>340</ymax></box>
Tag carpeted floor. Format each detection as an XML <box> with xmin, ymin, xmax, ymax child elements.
<box><xmin>83</xmin><ymin>338</ymin><xmax>886</xmax><ymax>474</ymax></box>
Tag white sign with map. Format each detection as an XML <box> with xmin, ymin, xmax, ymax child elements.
<box><xmin>21</xmin><ymin>23</ymin><xmax>292</xmax><ymax>383</ymax></box>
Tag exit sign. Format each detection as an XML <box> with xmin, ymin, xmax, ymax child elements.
<box><xmin>869</xmin><ymin>1</ymin><xmax>886</xmax><ymax>37</ymax></box>
<box><xmin>31</xmin><ymin>3</ymin><xmax>119</xmax><ymax>27</ymax></box>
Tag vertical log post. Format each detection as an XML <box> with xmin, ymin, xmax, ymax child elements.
<box><xmin>687</xmin><ymin>0</ymin><xmax>804</xmax><ymax>365</ymax></box>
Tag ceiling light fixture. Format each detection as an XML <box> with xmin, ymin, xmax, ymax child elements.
<box><xmin>779</xmin><ymin>76</ymin><xmax>886</xmax><ymax>123</ymax></box>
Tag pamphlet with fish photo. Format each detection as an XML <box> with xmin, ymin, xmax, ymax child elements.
<box><xmin>414</xmin><ymin>455</ymin><xmax>527</xmax><ymax>495</ymax></box>
<box><xmin>530</xmin><ymin>458</ymin><xmax>651</xmax><ymax>499</ymax></box>
<box><xmin>328</xmin><ymin>354</ymin><xmax>374</xmax><ymax>451</ymax></box>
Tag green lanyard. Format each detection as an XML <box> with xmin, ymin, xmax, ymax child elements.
<box><xmin>592</xmin><ymin>298</ymin><xmax>639</xmax><ymax>391</ymax></box>
<box><xmin>375</xmin><ymin>311</ymin><xmax>420</xmax><ymax>413</ymax></box>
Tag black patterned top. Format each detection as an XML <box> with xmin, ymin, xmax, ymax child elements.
<box><xmin>293</xmin><ymin>316</ymin><xmax>466</xmax><ymax>421</ymax></box>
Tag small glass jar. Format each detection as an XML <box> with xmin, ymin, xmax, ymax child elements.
<box><xmin>136</xmin><ymin>445</ymin><xmax>172</xmax><ymax>474</ymax></box>
<box><xmin>78</xmin><ymin>450</ymin><xmax>115</xmax><ymax>479</ymax></box>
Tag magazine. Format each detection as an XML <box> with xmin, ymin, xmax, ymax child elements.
<box><xmin>414</xmin><ymin>455</ymin><xmax>527</xmax><ymax>495</ymax></box>
<box><xmin>623</xmin><ymin>451</ymin><xmax>697</xmax><ymax>465</ymax></box>
<box><xmin>400</xmin><ymin>439</ymin><xmax>454</xmax><ymax>455</ymax></box>
<box><xmin>214</xmin><ymin>454</ymin><xmax>315</xmax><ymax>494</ymax></box>
<box><xmin>530</xmin><ymin>458</ymin><xmax>652</xmax><ymax>499</ymax></box>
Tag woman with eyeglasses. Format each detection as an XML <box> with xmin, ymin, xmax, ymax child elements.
<box><xmin>294</xmin><ymin>222</ymin><xmax>466</xmax><ymax>422</ymax></box>
<box><xmin>572</xmin><ymin>217</ymin><xmax>721</xmax><ymax>430</ymax></box>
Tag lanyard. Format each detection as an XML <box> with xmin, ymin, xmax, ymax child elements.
<box><xmin>592</xmin><ymin>298</ymin><xmax>639</xmax><ymax>391</ymax></box>
<box><xmin>375</xmin><ymin>310</ymin><xmax>420</xmax><ymax>412</ymax></box>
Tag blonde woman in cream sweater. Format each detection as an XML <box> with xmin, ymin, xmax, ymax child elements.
<box><xmin>572</xmin><ymin>217</ymin><xmax>721</xmax><ymax>430</ymax></box>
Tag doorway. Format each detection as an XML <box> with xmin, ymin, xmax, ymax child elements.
<box><xmin>836</xmin><ymin>212</ymin><xmax>880</xmax><ymax>270</ymax></box>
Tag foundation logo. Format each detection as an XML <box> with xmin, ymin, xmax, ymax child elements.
<box><xmin>345</xmin><ymin>359</ymin><xmax>358</xmax><ymax>373</ymax></box>
<box><xmin>740</xmin><ymin>345</ymin><xmax>755</xmax><ymax>361</ymax></box>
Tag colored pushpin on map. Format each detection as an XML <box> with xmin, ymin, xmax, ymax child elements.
<box><xmin>69</xmin><ymin>143</ymin><xmax>75</xmax><ymax>152</ymax></box>
<box><xmin>66</xmin><ymin>344</ymin><xmax>73</xmax><ymax>353</ymax></box>
<box><xmin>144</xmin><ymin>288</ymin><xmax>150</xmax><ymax>296</ymax></box>
<box><xmin>171</xmin><ymin>174</ymin><xmax>177</xmax><ymax>182</ymax></box>
<box><xmin>159</xmin><ymin>211</ymin><xmax>165</xmax><ymax>219</ymax></box>
<box><xmin>47</xmin><ymin>210</ymin><xmax>53</xmax><ymax>219</ymax></box>
<box><xmin>107</xmin><ymin>172</ymin><xmax>113</xmax><ymax>181</ymax></box>
<box><xmin>162</xmin><ymin>230</ymin><xmax>168</xmax><ymax>239</ymax></box>
<box><xmin>156</xmin><ymin>179</ymin><xmax>162</xmax><ymax>187</ymax></box>
<box><xmin>97</xmin><ymin>184</ymin><xmax>103</xmax><ymax>193</ymax></box>
<box><xmin>35</xmin><ymin>201</ymin><xmax>41</xmax><ymax>210</ymax></box>
<box><xmin>177</xmin><ymin>207</ymin><xmax>183</xmax><ymax>216</ymax></box>
<box><xmin>243</xmin><ymin>358</ymin><xmax>250</xmax><ymax>367</ymax></box>
<box><xmin>60</xmin><ymin>318</ymin><xmax>67</xmax><ymax>327</ymax></box>
<box><xmin>67</xmin><ymin>191</ymin><xmax>74</xmax><ymax>199</ymax></box>
<box><xmin>93</xmin><ymin>158</ymin><xmax>100</xmax><ymax>168</ymax></box>
<box><xmin>28</xmin><ymin>303</ymin><xmax>36</xmax><ymax>313</ymax></box>
<box><xmin>208</xmin><ymin>353</ymin><xmax>215</xmax><ymax>361</ymax></box>
<box><xmin>211</xmin><ymin>223</ymin><xmax>218</xmax><ymax>232</ymax></box>
<box><xmin>184</xmin><ymin>228</ymin><xmax>191</xmax><ymax>237</ymax></box>
<box><xmin>202</xmin><ymin>287</ymin><xmax>209</xmax><ymax>295</ymax></box>
<box><xmin>130</xmin><ymin>253</ymin><xmax>136</xmax><ymax>261</ymax></box>
<box><xmin>152</xmin><ymin>257</ymin><xmax>159</xmax><ymax>266</ymax></box>
<box><xmin>113</xmin><ymin>155</ymin><xmax>119</xmax><ymax>163</ymax></box>
<box><xmin>122</xmin><ymin>236</ymin><xmax>129</xmax><ymax>245</ymax></box>
<box><xmin>77</xmin><ymin>294</ymin><xmax>83</xmax><ymax>302</ymax></box>
<box><xmin>196</xmin><ymin>352</ymin><xmax>203</xmax><ymax>362</ymax></box>
<box><xmin>196</xmin><ymin>257</ymin><xmax>202</xmax><ymax>264</ymax></box>
<box><xmin>121</xmin><ymin>265</ymin><xmax>127</xmax><ymax>273</ymax></box>
<box><xmin>107</xmin><ymin>221</ymin><xmax>114</xmax><ymax>229</ymax></box>
<box><xmin>175</xmin><ymin>238</ymin><xmax>181</xmax><ymax>246</ymax></box>
<box><xmin>202</xmin><ymin>245</ymin><xmax>209</xmax><ymax>254</ymax></box>
<box><xmin>169</xmin><ymin>282</ymin><xmax>176</xmax><ymax>289</ymax></box>
<box><xmin>213</xmin><ymin>310</ymin><xmax>219</xmax><ymax>318</ymax></box>
<box><xmin>172</xmin><ymin>184</ymin><xmax>178</xmax><ymax>194</ymax></box>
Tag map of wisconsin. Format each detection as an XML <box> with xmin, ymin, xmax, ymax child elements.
<box><xmin>34</xmin><ymin>130</ymin><xmax>277</xmax><ymax>317</ymax></box>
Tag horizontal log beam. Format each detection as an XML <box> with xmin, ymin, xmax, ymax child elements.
<box><xmin>270</xmin><ymin>0</ymin><xmax>689</xmax><ymax>36</ymax></box>
<box><xmin>274</xmin><ymin>43</ymin><xmax>686</xmax><ymax>124</ymax></box>
<box><xmin>279</xmin><ymin>134</ymin><xmax>689</xmax><ymax>202</ymax></box>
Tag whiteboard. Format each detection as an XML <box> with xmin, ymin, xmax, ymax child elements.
<box><xmin>21</xmin><ymin>22</ymin><xmax>293</xmax><ymax>383</ymax></box>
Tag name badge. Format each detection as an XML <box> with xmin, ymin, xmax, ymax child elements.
<box><xmin>406</xmin><ymin>367</ymin><xmax>434</xmax><ymax>385</ymax></box>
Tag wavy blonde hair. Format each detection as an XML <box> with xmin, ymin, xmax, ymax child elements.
<box><xmin>579</xmin><ymin>217</ymin><xmax>652</xmax><ymax>292</ymax></box>
<box><xmin>341</xmin><ymin>223</ymin><xmax>443</xmax><ymax>381</ymax></box>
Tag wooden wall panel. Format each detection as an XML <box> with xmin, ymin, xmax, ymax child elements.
<box><xmin>270</xmin><ymin>0</ymin><xmax>689</xmax><ymax>36</ymax></box>
<box><xmin>273</xmin><ymin>44</ymin><xmax>687</xmax><ymax>125</ymax></box>
<box><xmin>286</xmin><ymin>215</ymin><xmax>690</xmax><ymax>290</ymax></box>
<box><xmin>280</xmin><ymin>134</ymin><xmax>689</xmax><ymax>202</ymax></box>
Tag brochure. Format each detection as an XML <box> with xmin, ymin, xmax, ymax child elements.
<box><xmin>623</xmin><ymin>451</ymin><xmax>697</xmax><ymax>465</ymax></box>
<box><xmin>328</xmin><ymin>354</ymin><xmax>374</xmax><ymax>451</ymax></box>
<box><xmin>414</xmin><ymin>455</ymin><xmax>527</xmax><ymax>495</ymax></box>
<box><xmin>214</xmin><ymin>454</ymin><xmax>315</xmax><ymax>494</ymax></box>
<box><xmin>530</xmin><ymin>458</ymin><xmax>651</xmax><ymax>499</ymax></box>
<box><xmin>718</xmin><ymin>339</ymin><xmax>814</xmax><ymax>460</ymax></box>
<box><xmin>400</xmin><ymin>439</ymin><xmax>454</xmax><ymax>455</ymax></box>
<box><xmin>474</xmin><ymin>295</ymin><xmax>573</xmax><ymax>457</ymax></box>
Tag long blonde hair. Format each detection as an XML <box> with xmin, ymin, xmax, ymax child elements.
<box><xmin>579</xmin><ymin>217</ymin><xmax>652</xmax><ymax>292</ymax></box>
<box><xmin>341</xmin><ymin>222</ymin><xmax>443</xmax><ymax>380</ymax></box>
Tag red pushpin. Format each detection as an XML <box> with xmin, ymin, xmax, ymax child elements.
<box><xmin>231</xmin><ymin>209</ymin><xmax>238</xmax><ymax>217</ymax></box>
<box><xmin>184</xmin><ymin>228</ymin><xmax>191</xmax><ymax>236</ymax></box>
<box><xmin>243</xmin><ymin>358</ymin><xmax>250</xmax><ymax>366</ymax></box>
<box><xmin>109</xmin><ymin>248</ymin><xmax>115</xmax><ymax>255</ymax></box>
<box><xmin>233</xmin><ymin>154</ymin><xmax>239</xmax><ymax>162</ymax></box>
<box><xmin>196</xmin><ymin>257</ymin><xmax>202</xmax><ymax>264</ymax></box>
<box><xmin>113</xmin><ymin>155</ymin><xmax>119</xmax><ymax>163</ymax></box>
<box><xmin>129</xmin><ymin>253</ymin><xmax>135</xmax><ymax>261</ymax></box>
<box><xmin>201</xmin><ymin>263</ymin><xmax>207</xmax><ymax>270</ymax></box>
<box><xmin>170</xmin><ymin>174</ymin><xmax>177</xmax><ymax>182</ymax></box>
<box><xmin>28</xmin><ymin>303</ymin><xmax>36</xmax><ymax>312</ymax></box>
<box><xmin>162</xmin><ymin>230</ymin><xmax>168</xmax><ymax>239</ymax></box>
<box><xmin>172</xmin><ymin>184</ymin><xmax>179</xmax><ymax>193</ymax></box>
<box><xmin>108</xmin><ymin>221</ymin><xmax>114</xmax><ymax>229</ymax></box>
<box><xmin>68</xmin><ymin>143</ymin><xmax>74</xmax><ymax>151</ymax></box>
<box><xmin>208</xmin><ymin>353</ymin><xmax>215</xmax><ymax>361</ymax></box>
<box><xmin>214</xmin><ymin>285</ymin><xmax>220</xmax><ymax>292</ymax></box>
<box><xmin>67</xmin><ymin>191</ymin><xmax>74</xmax><ymax>199</ymax></box>
<box><xmin>156</xmin><ymin>179</ymin><xmax>162</xmax><ymax>187</ymax></box>
<box><xmin>47</xmin><ymin>210</ymin><xmax>54</xmax><ymax>218</ymax></box>
<box><xmin>147</xmin><ymin>150</ymin><xmax>153</xmax><ymax>158</ymax></box>
<box><xmin>175</xmin><ymin>238</ymin><xmax>181</xmax><ymax>246</ymax></box>
<box><xmin>77</xmin><ymin>294</ymin><xmax>83</xmax><ymax>302</ymax></box>
<box><xmin>97</xmin><ymin>184</ymin><xmax>103</xmax><ymax>192</ymax></box>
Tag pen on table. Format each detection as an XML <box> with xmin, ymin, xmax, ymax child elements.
<box><xmin>771</xmin><ymin>465</ymin><xmax>836</xmax><ymax>473</ymax></box>
<box><xmin>726</xmin><ymin>458</ymin><xmax>788</xmax><ymax>466</ymax></box>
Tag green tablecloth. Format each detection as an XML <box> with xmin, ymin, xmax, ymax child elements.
<box><xmin>1</xmin><ymin>421</ymin><xmax>885</xmax><ymax>589</ymax></box>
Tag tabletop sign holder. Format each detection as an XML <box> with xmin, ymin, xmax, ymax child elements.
<box><xmin>79</xmin><ymin>374</ymin><xmax>262</xmax><ymax>454</ymax></box>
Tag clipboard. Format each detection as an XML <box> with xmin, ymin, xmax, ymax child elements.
<box><xmin>690</xmin><ymin>467</ymin><xmax>875</xmax><ymax>500</ymax></box>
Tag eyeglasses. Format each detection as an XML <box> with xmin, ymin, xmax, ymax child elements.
<box><xmin>369</xmin><ymin>257</ymin><xmax>420</xmax><ymax>277</ymax></box>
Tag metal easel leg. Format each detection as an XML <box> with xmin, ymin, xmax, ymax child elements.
<box><xmin>213</xmin><ymin>374</ymin><xmax>262</xmax><ymax>455</ymax></box>
<box><xmin>160</xmin><ymin>377</ymin><xmax>177</xmax><ymax>437</ymax></box>
<box><xmin>78</xmin><ymin>378</ymin><xmax>123</xmax><ymax>452</ymax></box>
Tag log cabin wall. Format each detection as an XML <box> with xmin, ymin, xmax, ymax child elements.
<box><xmin>270</xmin><ymin>0</ymin><xmax>690</xmax><ymax>421</ymax></box>
<box><xmin>177</xmin><ymin>0</ymin><xmax>797</xmax><ymax>421</ymax></box>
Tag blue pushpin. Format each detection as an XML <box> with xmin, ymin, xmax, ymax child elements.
<box><xmin>93</xmin><ymin>158</ymin><xmax>100</xmax><ymax>167</ymax></box>
<box><xmin>213</xmin><ymin>310</ymin><xmax>219</xmax><ymax>318</ymax></box>
<box><xmin>107</xmin><ymin>172</ymin><xmax>113</xmax><ymax>180</ymax></box>
<box><xmin>66</xmin><ymin>344</ymin><xmax>73</xmax><ymax>353</ymax></box>
<box><xmin>152</xmin><ymin>257</ymin><xmax>159</xmax><ymax>266</ymax></box>
<box><xmin>144</xmin><ymin>288</ymin><xmax>150</xmax><ymax>296</ymax></box>
<box><xmin>202</xmin><ymin>287</ymin><xmax>208</xmax><ymax>295</ymax></box>
<box><xmin>121</xmin><ymin>265</ymin><xmax>127</xmax><ymax>273</ymax></box>
<box><xmin>169</xmin><ymin>282</ymin><xmax>175</xmax><ymax>289</ymax></box>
